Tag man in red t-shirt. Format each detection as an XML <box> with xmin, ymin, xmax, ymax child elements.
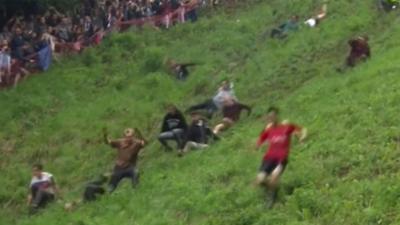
<box><xmin>255</xmin><ymin>107</ymin><xmax>307</xmax><ymax>207</ymax></box>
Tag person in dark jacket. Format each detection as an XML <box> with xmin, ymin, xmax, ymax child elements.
<box><xmin>83</xmin><ymin>174</ymin><xmax>110</xmax><ymax>202</ymax></box>
<box><xmin>180</xmin><ymin>112</ymin><xmax>219</xmax><ymax>156</ymax></box>
<box><xmin>213</xmin><ymin>99</ymin><xmax>252</xmax><ymax>135</ymax></box>
<box><xmin>346</xmin><ymin>36</ymin><xmax>371</xmax><ymax>67</ymax></box>
<box><xmin>167</xmin><ymin>59</ymin><xmax>196</xmax><ymax>81</ymax></box>
<box><xmin>158</xmin><ymin>105</ymin><xmax>188</xmax><ymax>151</ymax></box>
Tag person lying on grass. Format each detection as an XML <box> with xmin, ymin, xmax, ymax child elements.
<box><xmin>83</xmin><ymin>173</ymin><xmax>111</xmax><ymax>202</ymax></box>
<box><xmin>166</xmin><ymin>59</ymin><xmax>197</xmax><ymax>81</ymax></box>
<box><xmin>158</xmin><ymin>104</ymin><xmax>188</xmax><ymax>152</ymax></box>
<box><xmin>179</xmin><ymin>112</ymin><xmax>219</xmax><ymax>156</ymax></box>
<box><xmin>304</xmin><ymin>3</ymin><xmax>328</xmax><ymax>28</ymax></box>
<box><xmin>213</xmin><ymin>98</ymin><xmax>251</xmax><ymax>135</ymax></box>
<box><xmin>186</xmin><ymin>80</ymin><xmax>237</xmax><ymax>119</ymax></box>
<box><xmin>270</xmin><ymin>15</ymin><xmax>300</xmax><ymax>39</ymax></box>
<box><xmin>255</xmin><ymin>107</ymin><xmax>307</xmax><ymax>208</ymax></box>
<box><xmin>27</xmin><ymin>163</ymin><xmax>60</xmax><ymax>214</ymax></box>
<box><xmin>103</xmin><ymin>127</ymin><xmax>147</xmax><ymax>192</ymax></box>
<box><xmin>379</xmin><ymin>0</ymin><xmax>399</xmax><ymax>11</ymax></box>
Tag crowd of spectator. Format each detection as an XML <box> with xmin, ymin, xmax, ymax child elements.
<box><xmin>0</xmin><ymin>0</ymin><xmax>203</xmax><ymax>87</ymax></box>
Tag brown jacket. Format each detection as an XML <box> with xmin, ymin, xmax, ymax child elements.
<box><xmin>110</xmin><ymin>137</ymin><xmax>145</xmax><ymax>168</ymax></box>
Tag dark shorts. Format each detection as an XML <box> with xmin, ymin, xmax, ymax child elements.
<box><xmin>259</xmin><ymin>159</ymin><xmax>288</xmax><ymax>175</ymax></box>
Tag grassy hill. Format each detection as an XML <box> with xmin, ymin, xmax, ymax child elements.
<box><xmin>1</xmin><ymin>0</ymin><xmax>400</xmax><ymax>224</ymax></box>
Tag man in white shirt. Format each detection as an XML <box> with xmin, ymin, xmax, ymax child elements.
<box><xmin>27</xmin><ymin>164</ymin><xmax>59</xmax><ymax>213</ymax></box>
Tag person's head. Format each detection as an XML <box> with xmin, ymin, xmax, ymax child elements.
<box><xmin>15</xmin><ymin>27</ymin><xmax>22</xmax><ymax>35</ymax></box>
<box><xmin>166</xmin><ymin>104</ymin><xmax>178</xmax><ymax>114</ymax></box>
<box><xmin>32</xmin><ymin>164</ymin><xmax>43</xmax><ymax>177</ymax></box>
<box><xmin>291</xmin><ymin>15</ymin><xmax>299</xmax><ymax>22</ymax></box>
<box><xmin>267</xmin><ymin>107</ymin><xmax>279</xmax><ymax>124</ymax></box>
<box><xmin>190</xmin><ymin>112</ymin><xmax>202</xmax><ymax>122</ymax></box>
<box><xmin>39</xmin><ymin>16</ymin><xmax>46</xmax><ymax>24</ymax></box>
<box><xmin>124</xmin><ymin>128</ymin><xmax>135</xmax><ymax>137</ymax></box>
<box><xmin>221</xmin><ymin>80</ymin><xmax>230</xmax><ymax>90</ymax></box>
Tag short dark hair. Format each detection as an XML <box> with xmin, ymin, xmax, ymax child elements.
<box><xmin>267</xmin><ymin>107</ymin><xmax>279</xmax><ymax>114</ymax></box>
<box><xmin>32</xmin><ymin>163</ymin><xmax>43</xmax><ymax>170</ymax></box>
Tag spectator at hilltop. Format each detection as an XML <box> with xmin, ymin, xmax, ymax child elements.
<box><xmin>0</xmin><ymin>0</ymin><xmax>203</xmax><ymax>88</ymax></box>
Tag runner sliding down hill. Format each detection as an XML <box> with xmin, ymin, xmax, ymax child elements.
<box><xmin>103</xmin><ymin>127</ymin><xmax>147</xmax><ymax>192</ymax></box>
<box><xmin>255</xmin><ymin>107</ymin><xmax>307</xmax><ymax>208</ymax></box>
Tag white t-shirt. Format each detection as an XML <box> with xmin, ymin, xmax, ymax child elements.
<box><xmin>30</xmin><ymin>172</ymin><xmax>55</xmax><ymax>194</ymax></box>
<box><xmin>305</xmin><ymin>18</ymin><xmax>317</xmax><ymax>27</ymax></box>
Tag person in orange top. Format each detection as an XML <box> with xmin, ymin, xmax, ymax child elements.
<box><xmin>255</xmin><ymin>107</ymin><xmax>307</xmax><ymax>208</ymax></box>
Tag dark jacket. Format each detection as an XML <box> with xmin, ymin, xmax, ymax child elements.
<box><xmin>161</xmin><ymin>110</ymin><xmax>188</xmax><ymax>132</ymax></box>
<box><xmin>186</xmin><ymin>119</ymin><xmax>218</xmax><ymax>144</ymax></box>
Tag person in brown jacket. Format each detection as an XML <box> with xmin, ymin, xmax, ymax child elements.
<box><xmin>103</xmin><ymin>127</ymin><xmax>147</xmax><ymax>192</ymax></box>
<box><xmin>213</xmin><ymin>99</ymin><xmax>251</xmax><ymax>135</ymax></box>
<box><xmin>346</xmin><ymin>36</ymin><xmax>371</xmax><ymax>67</ymax></box>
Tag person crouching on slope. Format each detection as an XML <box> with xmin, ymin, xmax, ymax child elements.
<box><xmin>180</xmin><ymin>112</ymin><xmax>219</xmax><ymax>156</ymax></box>
<box><xmin>255</xmin><ymin>107</ymin><xmax>307</xmax><ymax>208</ymax></box>
<box><xmin>158</xmin><ymin>105</ymin><xmax>188</xmax><ymax>152</ymax></box>
<box><xmin>213</xmin><ymin>98</ymin><xmax>251</xmax><ymax>135</ymax></box>
<box><xmin>103</xmin><ymin>127</ymin><xmax>147</xmax><ymax>192</ymax></box>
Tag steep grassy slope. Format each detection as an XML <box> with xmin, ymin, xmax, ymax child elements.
<box><xmin>1</xmin><ymin>0</ymin><xmax>400</xmax><ymax>224</ymax></box>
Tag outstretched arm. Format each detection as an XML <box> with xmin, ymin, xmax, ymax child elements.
<box><xmin>134</xmin><ymin>128</ymin><xmax>148</xmax><ymax>146</ymax></box>
<box><xmin>256</xmin><ymin>129</ymin><xmax>269</xmax><ymax>150</ymax></box>
<box><xmin>103</xmin><ymin>128</ymin><xmax>111</xmax><ymax>145</ymax></box>
<box><xmin>298</xmin><ymin>128</ymin><xmax>308</xmax><ymax>143</ymax></box>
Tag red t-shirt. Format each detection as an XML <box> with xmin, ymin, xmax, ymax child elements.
<box><xmin>257</xmin><ymin>124</ymin><xmax>301</xmax><ymax>162</ymax></box>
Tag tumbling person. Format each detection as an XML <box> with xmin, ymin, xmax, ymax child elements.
<box><xmin>255</xmin><ymin>107</ymin><xmax>307</xmax><ymax>208</ymax></box>
<box><xmin>27</xmin><ymin>164</ymin><xmax>59</xmax><ymax>214</ymax></box>
<box><xmin>167</xmin><ymin>59</ymin><xmax>197</xmax><ymax>81</ymax></box>
<box><xmin>103</xmin><ymin>127</ymin><xmax>147</xmax><ymax>192</ymax></box>
<box><xmin>346</xmin><ymin>36</ymin><xmax>371</xmax><ymax>67</ymax></box>
<box><xmin>186</xmin><ymin>80</ymin><xmax>237</xmax><ymax>119</ymax></box>
<box><xmin>180</xmin><ymin>112</ymin><xmax>219</xmax><ymax>156</ymax></box>
<box><xmin>213</xmin><ymin>99</ymin><xmax>251</xmax><ymax>135</ymax></box>
<box><xmin>158</xmin><ymin>105</ymin><xmax>188</xmax><ymax>151</ymax></box>
<box><xmin>304</xmin><ymin>4</ymin><xmax>328</xmax><ymax>28</ymax></box>
<box><xmin>83</xmin><ymin>174</ymin><xmax>110</xmax><ymax>202</ymax></box>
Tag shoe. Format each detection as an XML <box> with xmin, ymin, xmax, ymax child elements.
<box><xmin>265</xmin><ymin>190</ymin><xmax>278</xmax><ymax>209</ymax></box>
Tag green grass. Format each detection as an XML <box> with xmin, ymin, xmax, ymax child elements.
<box><xmin>1</xmin><ymin>0</ymin><xmax>400</xmax><ymax>224</ymax></box>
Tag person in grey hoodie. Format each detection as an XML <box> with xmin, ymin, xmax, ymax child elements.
<box><xmin>185</xmin><ymin>80</ymin><xmax>237</xmax><ymax>118</ymax></box>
